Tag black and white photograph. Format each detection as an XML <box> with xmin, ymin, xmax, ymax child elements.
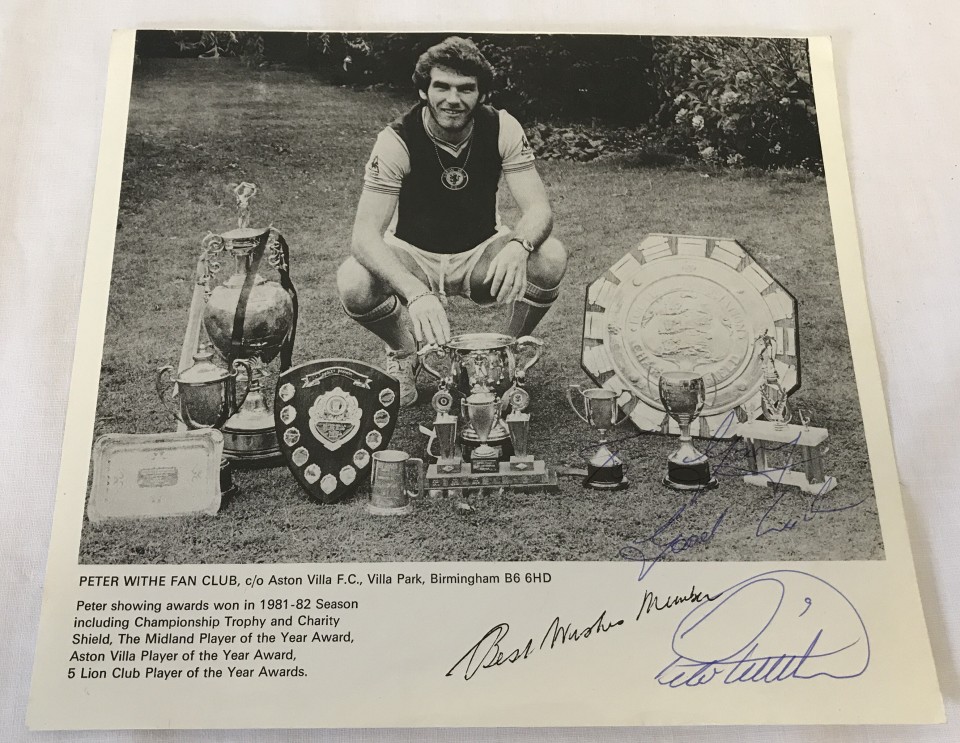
<box><xmin>16</xmin><ymin>13</ymin><xmax>954</xmax><ymax>732</ymax></box>
<box><xmin>79</xmin><ymin>31</ymin><xmax>883</xmax><ymax>566</ymax></box>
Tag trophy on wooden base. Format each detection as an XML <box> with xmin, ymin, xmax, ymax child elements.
<box><xmin>420</xmin><ymin>332</ymin><xmax>542</xmax><ymax>461</ymax></box>
<box><xmin>420</xmin><ymin>334</ymin><xmax>557</xmax><ymax>496</ymax></box>
<box><xmin>739</xmin><ymin>332</ymin><xmax>837</xmax><ymax>494</ymax></box>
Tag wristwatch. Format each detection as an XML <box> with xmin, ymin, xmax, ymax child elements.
<box><xmin>511</xmin><ymin>237</ymin><xmax>536</xmax><ymax>254</ymax></box>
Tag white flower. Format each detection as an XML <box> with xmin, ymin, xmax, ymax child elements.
<box><xmin>674</xmin><ymin>108</ymin><xmax>689</xmax><ymax>123</ymax></box>
<box><xmin>691</xmin><ymin>115</ymin><xmax>705</xmax><ymax>130</ymax></box>
<box><xmin>719</xmin><ymin>90</ymin><xmax>739</xmax><ymax>104</ymax></box>
<box><xmin>700</xmin><ymin>146</ymin><xmax>716</xmax><ymax>160</ymax></box>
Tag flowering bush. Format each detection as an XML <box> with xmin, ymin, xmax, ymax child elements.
<box><xmin>652</xmin><ymin>37</ymin><xmax>821</xmax><ymax>170</ymax></box>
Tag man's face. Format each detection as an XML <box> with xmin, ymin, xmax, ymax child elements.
<box><xmin>419</xmin><ymin>66</ymin><xmax>483</xmax><ymax>135</ymax></box>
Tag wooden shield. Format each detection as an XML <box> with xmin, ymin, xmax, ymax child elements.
<box><xmin>275</xmin><ymin>359</ymin><xmax>400</xmax><ymax>504</ymax></box>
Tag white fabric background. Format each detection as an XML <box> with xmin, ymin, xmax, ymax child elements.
<box><xmin>1</xmin><ymin>1</ymin><xmax>957</xmax><ymax>740</ymax></box>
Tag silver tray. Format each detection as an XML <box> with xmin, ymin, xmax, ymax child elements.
<box><xmin>87</xmin><ymin>429</ymin><xmax>223</xmax><ymax>522</ymax></box>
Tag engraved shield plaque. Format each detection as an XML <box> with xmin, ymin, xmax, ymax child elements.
<box><xmin>275</xmin><ymin>359</ymin><xmax>400</xmax><ymax>503</ymax></box>
<box><xmin>581</xmin><ymin>234</ymin><xmax>799</xmax><ymax>438</ymax></box>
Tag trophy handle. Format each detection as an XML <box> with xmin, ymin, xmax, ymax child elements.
<box><xmin>155</xmin><ymin>366</ymin><xmax>180</xmax><ymax>422</ymax></box>
<box><xmin>424</xmin><ymin>429</ymin><xmax>438</xmax><ymax>460</ymax></box>
<box><xmin>705</xmin><ymin>373</ymin><xmax>720</xmax><ymax>410</ymax></box>
<box><xmin>267</xmin><ymin>229</ymin><xmax>298</xmax><ymax>372</ymax></box>
<box><xmin>566</xmin><ymin>384</ymin><xmax>590</xmax><ymax>424</ymax></box>
<box><xmin>612</xmin><ymin>391</ymin><xmax>639</xmax><ymax>426</ymax></box>
<box><xmin>231</xmin><ymin>359</ymin><xmax>254</xmax><ymax>413</ymax></box>
<box><xmin>514</xmin><ymin>336</ymin><xmax>544</xmax><ymax>376</ymax></box>
<box><xmin>418</xmin><ymin>344</ymin><xmax>449</xmax><ymax>382</ymax></box>
<box><xmin>405</xmin><ymin>457</ymin><xmax>426</xmax><ymax>499</ymax></box>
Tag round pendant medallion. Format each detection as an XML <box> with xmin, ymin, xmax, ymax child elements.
<box><xmin>441</xmin><ymin>167</ymin><xmax>469</xmax><ymax>191</ymax></box>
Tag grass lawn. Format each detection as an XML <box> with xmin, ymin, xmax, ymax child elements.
<box><xmin>79</xmin><ymin>58</ymin><xmax>883</xmax><ymax>565</ymax></box>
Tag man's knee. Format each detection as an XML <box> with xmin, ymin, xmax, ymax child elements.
<box><xmin>336</xmin><ymin>256</ymin><xmax>383</xmax><ymax>312</ymax></box>
<box><xmin>528</xmin><ymin>236</ymin><xmax>568</xmax><ymax>288</ymax></box>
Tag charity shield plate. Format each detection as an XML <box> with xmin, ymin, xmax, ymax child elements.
<box><xmin>275</xmin><ymin>359</ymin><xmax>401</xmax><ymax>503</ymax></box>
<box><xmin>581</xmin><ymin>234</ymin><xmax>799</xmax><ymax>437</ymax></box>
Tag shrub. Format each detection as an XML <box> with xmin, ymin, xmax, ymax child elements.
<box><xmin>651</xmin><ymin>37</ymin><xmax>822</xmax><ymax>171</ymax></box>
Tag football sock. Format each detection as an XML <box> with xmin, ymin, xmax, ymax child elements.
<box><xmin>342</xmin><ymin>295</ymin><xmax>416</xmax><ymax>353</ymax></box>
<box><xmin>506</xmin><ymin>281</ymin><xmax>560</xmax><ymax>337</ymax></box>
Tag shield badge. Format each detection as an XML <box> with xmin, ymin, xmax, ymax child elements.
<box><xmin>275</xmin><ymin>359</ymin><xmax>401</xmax><ymax>503</ymax></box>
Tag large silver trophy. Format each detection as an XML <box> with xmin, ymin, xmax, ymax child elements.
<box><xmin>658</xmin><ymin>371</ymin><xmax>719</xmax><ymax>490</ymax></box>
<box><xmin>419</xmin><ymin>333</ymin><xmax>557</xmax><ymax>495</ymax></box>
<box><xmin>421</xmin><ymin>332</ymin><xmax>542</xmax><ymax>458</ymax></box>
<box><xmin>195</xmin><ymin>183</ymin><xmax>299</xmax><ymax>465</ymax></box>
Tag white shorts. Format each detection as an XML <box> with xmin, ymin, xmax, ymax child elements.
<box><xmin>383</xmin><ymin>226</ymin><xmax>511</xmax><ymax>305</ymax></box>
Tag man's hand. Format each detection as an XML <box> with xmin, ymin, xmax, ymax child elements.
<box><xmin>484</xmin><ymin>240</ymin><xmax>529</xmax><ymax>304</ymax></box>
<box><xmin>407</xmin><ymin>293</ymin><xmax>451</xmax><ymax>346</ymax></box>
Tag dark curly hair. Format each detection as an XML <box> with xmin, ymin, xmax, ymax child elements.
<box><xmin>411</xmin><ymin>36</ymin><xmax>495</xmax><ymax>95</ymax></box>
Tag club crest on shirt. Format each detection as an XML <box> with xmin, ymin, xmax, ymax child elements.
<box><xmin>368</xmin><ymin>155</ymin><xmax>380</xmax><ymax>176</ymax></box>
<box><xmin>521</xmin><ymin>134</ymin><xmax>533</xmax><ymax>156</ymax></box>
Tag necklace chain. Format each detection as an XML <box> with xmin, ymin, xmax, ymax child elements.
<box><xmin>432</xmin><ymin>136</ymin><xmax>473</xmax><ymax>170</ymax></box>
<box><xmin>432</xmin><ymin>129</ymin><xmax>473</xmax><ymax>191</ymax></box>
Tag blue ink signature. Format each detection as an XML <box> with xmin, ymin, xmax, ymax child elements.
<box><xmin>620</xmin><ymin>500</ymin><xmax>728</xmax><ymax>583</ymax></box>
<box><xmin>603</xmin><ymin>410</ymin><xmax>868</xmax><ymax>579</ymax></box>
<box><xmin>655</xmin><ymin>570</ymin><xmax>870</xmax><ymax>687</ymax></box>
<box><xmin>613</xmin><ymin>412</ymin><xmax>736</xmax><ymax>582</ymax></box>
<box><xmin>756</xmin><ymin>477</ymin><xmax>869</xmax><ymax>536</ymax></box>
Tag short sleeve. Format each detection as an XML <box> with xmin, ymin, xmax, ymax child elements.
<box><xmin>362</xmin><ymin>128</ymin><xmax>410</xmax><ymax>195</ymax></box>
<box><xmin>499</xmin><ymin>110</ymin><xmax>536</xmax><ymax>174</ymax></box>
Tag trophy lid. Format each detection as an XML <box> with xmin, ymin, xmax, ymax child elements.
<box><xmin>178</xmin><ymin>345</ymin><xmax>233</xmax><ymax>385</ymax></box>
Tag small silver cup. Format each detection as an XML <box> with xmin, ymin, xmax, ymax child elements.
<box><xmin>463</xmin><ymin>392</ymin><xmax>500</xmax><ymax>473</ymax></box>
<box><xmin>659</xmin><ymin>371</ymin><xmax>718</xmax><ymax>490</ymax></box>
<box><xmin>567</xmin><ymin>385</ymin><xmax>636</xmax><ymax>489</ymax></box>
